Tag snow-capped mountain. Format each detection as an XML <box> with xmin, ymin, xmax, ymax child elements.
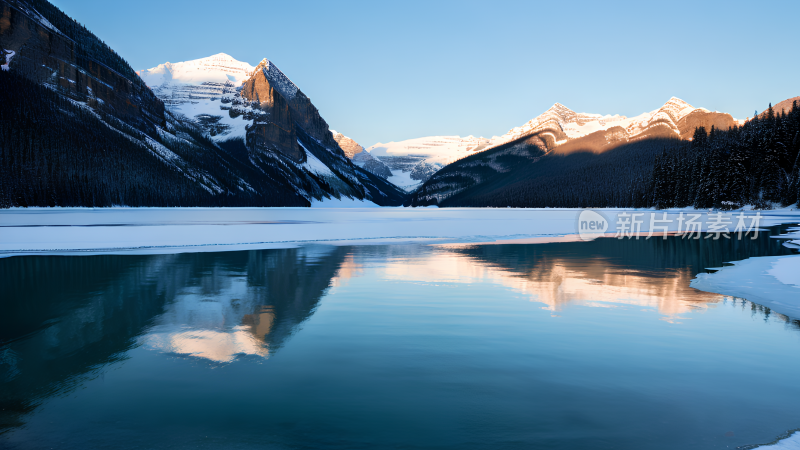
<box><xmin>368</xmin><ymin>135</ymin><xmax>492</xmax><ymax>164</ymax></box>
<box><xmin>137</xmin><ymin>54</ymin><xmax>255</xmax><ymax>141</ymax></box>
<box><xmin>134</xmin><ymin>53</ymin><xmax>406</xmax><ymax>206</ymax></box>
<box><xmin>484</xmin><ymin>97</ymin><xmax>740</xmax><ymax>154</ymax></box>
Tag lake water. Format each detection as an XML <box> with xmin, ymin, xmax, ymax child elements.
<box><xmin>1</xmin><ymin>225</ymin><xmax>799</xmax><ymax>449</ymax></box>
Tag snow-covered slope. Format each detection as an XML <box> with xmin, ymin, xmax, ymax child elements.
<box><xmin>137</xmin><ymin>53</ymin><xmax>257</xmax><ymax>141</ymax></box>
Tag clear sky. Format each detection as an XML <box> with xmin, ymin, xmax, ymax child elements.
<box><xmin>51</xmin><ymin>0</ymin><xmax>800</xmax><ymax>147</ymax></box>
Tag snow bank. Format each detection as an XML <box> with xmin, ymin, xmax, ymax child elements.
<box><xmin>386</xmin><ymin>170</ymin><xmax>422</xmax><ymax>192</ymax></box>
<box><xmin>691</xmin><ymin>255</ymin><xmax>800</xmax><ymax>319</ymax></box>
<box><xmin>769</xmin><ymin>257</ymin><xmax>800</xmax><ymax>288</ymax></box>
<box><xmin>752</xmin><ymin>431</ymin><xmax>800</xmax><ymax>449</ymax></box>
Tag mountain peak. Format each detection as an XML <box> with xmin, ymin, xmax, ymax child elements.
<box><xmin>657</xmin><ymin>97</ymin><xmax>698</xmax><ymax>122</ymax></box>
<box><xmin>138</xmin><ymin>53</ymin><xmax>254</xmax><ymax>86</ymax></box>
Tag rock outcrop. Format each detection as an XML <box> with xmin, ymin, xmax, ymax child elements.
<box><xmin>330</xmin><ymin>131</ymin><xmax>392</xmax><ymax>179</ymax></box>
<box><xmin>239</xmin><ymin>58</ymin><xmax>354</xmax><ymax>162</ymax></box>
<box><xmin>332</xmin><ymin>132</ymin><xmax>364</xmax><ymax>158</ymax></box>
<box><xmin>252</xmin><ymin>58</ymin><xmax>345</xmax><ymax>157</ymax></box>
<box><xmin>240</xmin><ymin>62</ymin><xmax>304</xmax><ymax>162</ymax></box>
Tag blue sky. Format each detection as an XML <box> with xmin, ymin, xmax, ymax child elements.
<box><xmin>52</xmin><ymin>0</ymin><xmax>800</xmax><ymax>146</ymax></box>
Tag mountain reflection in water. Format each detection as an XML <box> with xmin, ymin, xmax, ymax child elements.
<box><xmin>434</xmin><ymin>229</ymin><xmax>794</xmax><ymax>318</ymax></box>
<box><xmin>0</xmin><ymin>246</ymin><xmax>350</xmax><ymax>431</ymax></box>
<box><xmin>0</xmin><ymin>225</ymin><xmax>797</xmax><ymax>445</ymax></box>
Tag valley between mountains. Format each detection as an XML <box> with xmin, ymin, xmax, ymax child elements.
<box><xmin>1</xmin><ymin>0</ymin><xmax>798</xmax><ymax>210</ymax></box>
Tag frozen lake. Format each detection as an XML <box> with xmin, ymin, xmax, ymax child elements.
<box><xmin>1</xmin><ymin>207</ymin><xmax>799</xmax><ymax>255</ymax></box>
<box><xmin>2</xmin><ymin>217</ymin><xmax>800</xmax><ymax>449</ymax></box>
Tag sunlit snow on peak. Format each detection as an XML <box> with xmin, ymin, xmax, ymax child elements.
<box><xmin>137</xmin><ymin>53</ymin><xmax>255</xmax><ymax>86</ymax></box>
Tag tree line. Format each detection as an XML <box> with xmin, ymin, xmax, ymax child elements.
<box><xmin>650</xmin><ymin>101</ymin><xmax>800</xmax><ymax>209</ymax></box>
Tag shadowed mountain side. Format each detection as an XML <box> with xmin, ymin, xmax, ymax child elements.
<box><xmin>0</xmin><ymin>254</ymin><xmax>176</xmax><ymax>433</ymax></box>
<box><xmin>0</xmin><ymin>0</ymin><xmax>164</xmax><ymax>131</ymax></box>
<box><xmin>0</xmin><ymin>0</ymin><xmax>408</xmax><ymax>207</ymax></box>
<box><xmin>0</xmin><ymin>247</ymin><xmax>352</xmax><ymax>434</ymax></box>
<box><xmin>407</xmin><ymin>136</ymin><xmax>548</xmax><ymax>205</ymax></box>
<box><xmin>409</xmin><ymin>137</ymin><xmax>676</xmax><ymax>207</ymax></box>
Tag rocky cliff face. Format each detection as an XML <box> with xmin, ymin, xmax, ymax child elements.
<box><xmin>331</xmin><ymin>131</ymin><xmax>392</xmax><ymax>178</ymax></box>
<box><xmin>0</xmin><ymin>0</ymin><xmax>164</xmax><ymax>130</ymax></box>
<box><xmin>257</xmin><ymin>59</ymin><xmax>343</xmax><ymax>155</ymax></box>
<box><xmin>240</xmin><ymin>62</ymin><xmax>304</xmax><ymax>162</ymax></box>
<box><xmin>332</xmin><ymin>132</ymin><xmax>364</xmax><ymax>158</ymax></box>
<box><xmin>239</xmin><ymin>59</ymin><xmax>350</xmax><ymax>162</ymax></box>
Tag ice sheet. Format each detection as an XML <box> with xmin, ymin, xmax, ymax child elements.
<box><xmin>1</xmin><ymin>208</ymin><xmax>798</xmax><ymax>258</ymax></box>
<box><xmin>753</xmin><ymin>432</ymin><xmax>800</xmax><ymax>449</ymax></box>
<box><xmin>692</xmin><ymin>255</ymin><xmax>800</xmax><ymax>319</ymax></box>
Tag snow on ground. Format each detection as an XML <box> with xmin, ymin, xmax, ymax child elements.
<box><xmin>769</xmin><ymin>256</ymin><xmax>800</xmax><ymax>288</ymax></box>
<box><xmin>752</xmin><ymin>432</ymin><xmax>800</xmax><ymax>449</ymax></box>
<box><xmin>310</xmin><ymin>197</ymin><xmax>381</xmax><ymax>208</ymax></box>
<box><xmin>300</xmin><ymin>144</ymin><xmax>335</xmax><ymax>178</ymax></box>
<box><xmin>2</xmin><ymin>208</ymin><xmax>798</xmax><ymax>256</ymax></box>
<box><xmin>386</xmin><ymin>170</ymin><xmax>422</xmax><ymax>192</ymax></box>
<box><xmin>692</xmin><ymin>254</ymin><xmax>800</xmax><ymax>319</ymax></box>
<box><xmin>170</xmin><ymin>99</ymin><xmax>250</xmax><ymax>141</ymax></box>
<box><xmin>690</xmin><ymin>219</ymin><xmax>800</xmax><ymax>319</ymax></box>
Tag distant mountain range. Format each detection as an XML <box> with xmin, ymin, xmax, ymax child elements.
<box><xmin>407</xmin><ymin>97</ymin><xmax>799</xmax><ymax>208</ymax></box>
<box><xmin>357</xmin><ymin>98</ymin><xmax>742</xmax><ymax>194</ymax></box>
